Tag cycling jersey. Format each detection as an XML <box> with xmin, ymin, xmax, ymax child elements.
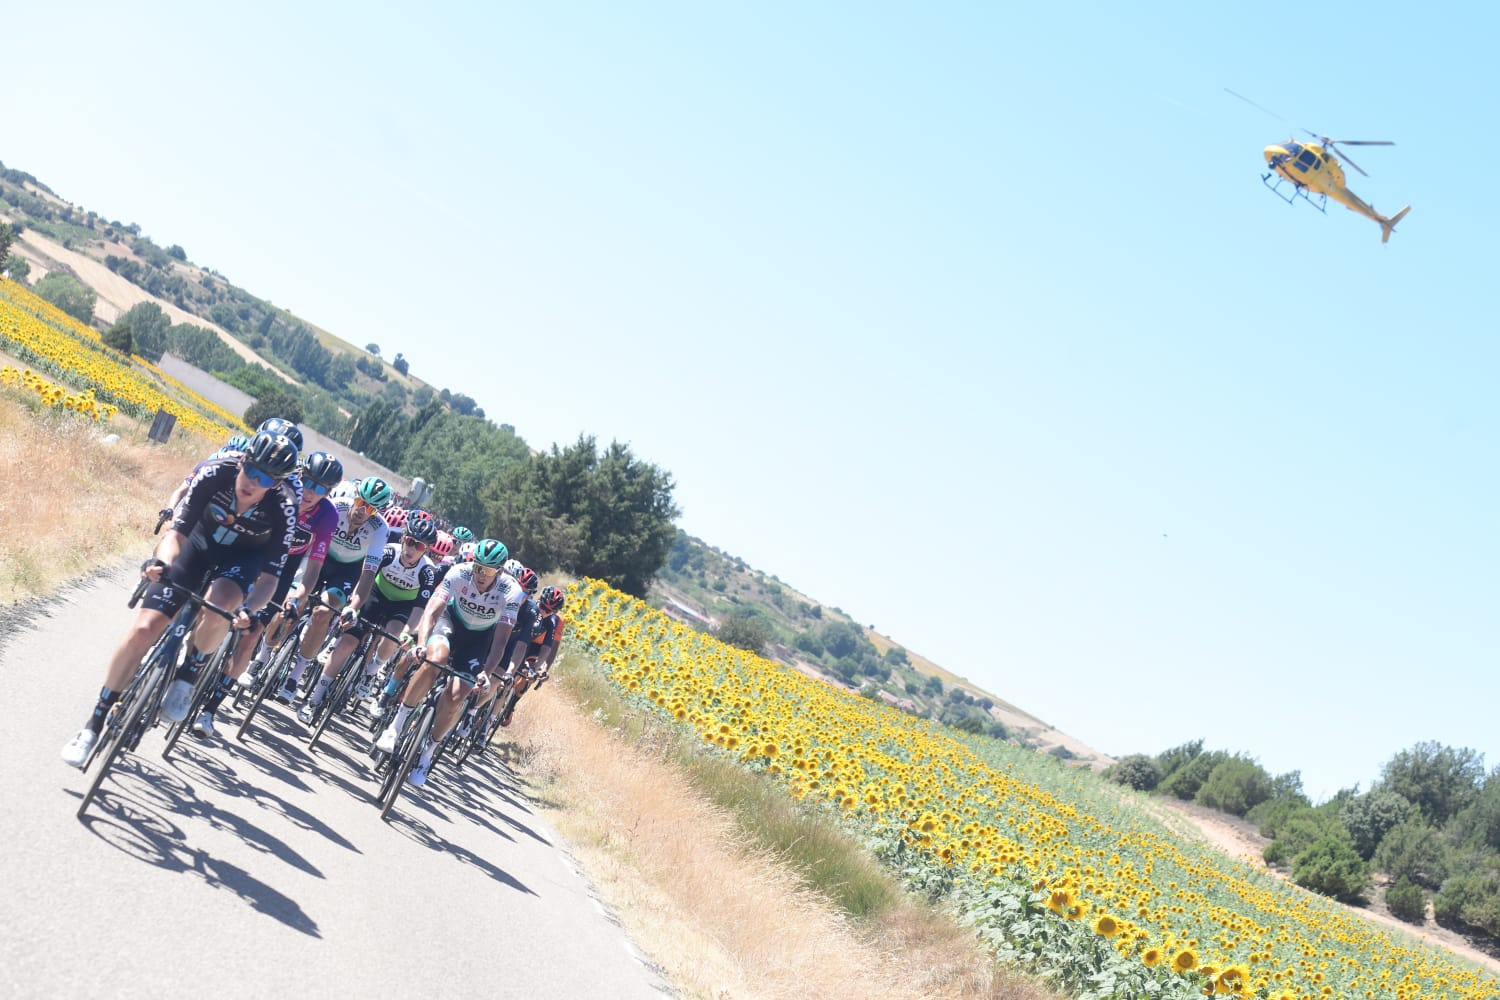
<box><xmin>171</xmin><ymin>457</ymin><xmax>299</xmax><ymax>575</ymax></box>
<box><xmin>371</xmin><ymin>543</ymin><xmax>437</xmax><ymax>605</ymax></box>
<box><xmin>499</xmin><ymin>597</ymin><xmax>540</xmax><ymax>670</ymax></box>
<box><xmin>434</xmin><ymin>563</ymin><xmax>523</xmax><ymax>632</ymax></box>
<box><xmin>289</xmin><ymin>496</ymin><xmax>339</xmax><ymax>562</ymax></box>
<box><xmin>324</xmin><ymin>496</ymin><xmax>389</xmax><ymax>572</ymax></box>
<box><xmin>526</xmin><ymin>613</ymin><xmax>566</xmax><ymax>660</ymax></box>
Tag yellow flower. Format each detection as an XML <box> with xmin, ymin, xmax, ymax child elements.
<box><xmin>1142</xmin><ymin>947</ymin><xmax>1163</xmax><ymax>967</ymax></box>
<box><xmin>1092</xmin><ymin>914</ymin><xmax>1120</xmax><ymax>938</ymax></box>
<box><xmin>1172</xmin><ymin>948</ymin><xmax>1199</xmax><ymax>973</ymax></box>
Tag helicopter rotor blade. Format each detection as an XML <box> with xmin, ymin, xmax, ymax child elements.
<box><xmin>1225</xmin><ymin>88</ymin><xmax>1287</xmax><ymax>121</ymax></box>
<box><xmin>1327</xmin><ymin>139</ymin><xmax>1395</xmax><ymax>146</ymax></box>
<box><xmin>1327</xmin><ymin>144</ymin><xmax>1370</xmax><ymax>177</ymax></box>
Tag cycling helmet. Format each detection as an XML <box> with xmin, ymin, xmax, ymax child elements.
<box><xmin>538</xmin><ymin>585</ymin><xmax>565</xmax><ymax>615</ymax></box>
<box><xmin>473</xmin><ymin>538</ymin><xmax>509</xmax><ymax>568</ymax></box>
<box><xmin>384</xmin><ymin>506</ymin><xmax>409</xmax><ymax>529</ymax></box>
<box><xmin>405</xmin><ymin>516</ymin><xmax>438</xmax><ymax>545</ymax></box>
<box><xmin>450</xmin><ymin>526</ymin><xmax>474</xmax><ymax>544</ymax></box>
<box><xmin>356</xmin><ymin>477</ymin><xmax>393</xmax><ymax>509</ymax></box>
<box><xmin>242</xmin><ymin>431</ymin><xmax>299</xmax><ymax>479</ymax></box>
<box><xmin>502</xmin><ymin>558</ymin><xmax>524</xmax><ymax>578</ymax></box>
<box><xmin>431</xmin><ymin>531</ymin><xmax>455</xmax><ymax>558</ymax></box>
<box><xmin>225</xmin><ymin>433</ymin><xmax>251</xmax><ymax>451</ymax></box>
<box><xmin>457</xmin><ymin>541</ymin><xmax>478</xmax><ymax>563</ymax></box>
<box><xmin>256</xmin><ymin>417</ymin><xmax>305</xmax><ymax>452</ymax></box>
<box><xmin>514</xmin><ymin>567</ymin><xmax>539</xmax><ymax>596</ymax></box>
<box><xmin>300</xmin><ymin>451</ymin><xmax>344</xmax><ymax>490</ymax></box>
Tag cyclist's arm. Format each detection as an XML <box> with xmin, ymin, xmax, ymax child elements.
<box><xmin>151</xmin><ymin>528</ymin><xmax>188</xmax><ymax>573</ymax></box>
<box><xmin>347</xmin><ymin>566</ymin><xmax>378</xmax><ymax>612</ymax></box>
<box><xmin>292</xmin><ymin>555</ymin><xmax>326</xmax><ymax>606</ymax></box>
<box><xmin>414</xmin><ymin>580</ymin><xmax>451</xmax><ymax>647</ymax></box>
<box><xmin>482</xmin><ymin>621</ymin><xmax>513</xmax><ymax>677</ymax></box>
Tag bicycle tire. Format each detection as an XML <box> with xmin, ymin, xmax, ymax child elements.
<box><xmin>161</xmin><ymin>635</ymin><xmax>235</xmax><ymax>759</ymax></box>
<box><xmin>77</xmin><ymin>657</ymin><xmax>170</xmax><ymax>819</ymax></box>
<box><xmin>307</xmin><ymin>641</ymin><xmax>367</xmax><ymax>751</ymax></box>
<box><xmin>235</xmin><ymin>618</ymin><xmax>306</xmax><ymax>741</ymax></box>
<box><xmin>379</xmin><ymin>706</ymin><xmax>433</xmax><ymax>820</ymax></box>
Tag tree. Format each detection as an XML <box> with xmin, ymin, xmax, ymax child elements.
<box><xmin>1160</xmin><ymin>749</ymin><xmax>1230</xmax><ymax>801</ymax></box>
<box><xmin>166</xmin><ymin>244</ymin><xmax>186</xmax><ymax>261</ymax></box>
<box><xmin>392</xmin><ymin>352</ymin><xmax>409</xmax><ymax>375</ymax></box>
<box><xmin>101</xmin><ymin>323</ymin><xmax>132</xmax><ymax>355</ymax></box>
<box><xmin>1381</xmin><ymin>741</ymin><xmax>1485</xmax><ymax>827</ymax></box>
<box><xmin>245</xmin><ymin>393</ymin><xmax>304</xmax><ymax>428</ymax></box>
<box><xmin>821</xmin><ymin>620</ymin><xmax>861</xmax><ymax>660</ymax></box>
<box><xmin>716</xmin><ymin>611</ymin><xmax>772</xmax><ymax>655</ymax></box>
<box><xmin>0</xmin><ymin>221</ymin><xmax>15</xmax><ymax>264</ymax></box>
<box><xmin>1386</xmin><ymin>877</ymin><xmax>1426</xmax><ymax>924</ymax></box>
<box><xmin>1195</xmin><ymin>755</ymin><xmax>1274</xmax><ymax>817</ymax></box>
<box><xmin>33</xmin><ymin>271</ymin><xmax>97</xmax><ymax>325</ymax></box>
<box><xmin>1340</xmin><ymin>789</ymin><xmax>1414</xmax><ymax>860</ymax></box>
<box><xmin>112</xmin><ymin>302</ymin><xmax>171</xmax><ymax>361</ymax></box>
<box><xmin>883</xmin><ymin>646</ymin><xmax>910</xmax><ymax>667</ymax></box>
<box><xmin>3</xmin><ymin>254</ymin><xmax>29</xmax><ymax>283</ymax></box>
<box><xmin>1108</xmin><ymin>754</ymin><xmax>1164</xmax><ymax>792</ymax></box>
<box><xmin>1292</xmin><ymin>835</ymin><xmax>1370</xmax><ymax>902</ymax></box>
<box><xmin>1373</xmin><ymin>819</ymin><xmax>1448</xmax><ymax>890</ymax></box>
<box><xmin>365</xmin><ymin>343</ymin><xmax>381</xmax><ymax>356</ymax></box>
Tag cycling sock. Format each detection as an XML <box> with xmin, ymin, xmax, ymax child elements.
<box><xmin>310</xmin><ymin>674</ymin><xmax>332</xmax><ymax>705</ymax></box>
<box><xmin>86</xmin><ymin>686</ymin><xmax>120</xmax><ymax>733</ymax></box>
<box><xmin>203</xmin><ymin>674</ymin><xmax>236</xmax><ymax>713</ymax></box>
<box><xmin>391</xmin><ymin>703</ymin><xmax>414</xmax><ymax>733</ymax></box>
<box><xmin>289</xmin><ymin>654</ymin><xmax>309</xmax><ymax>683</ymax></box>
<box><xmin>174</xmin><ymin>650</ymin><xmax>207</xmax><ymax>684</ymax></box>
<box><xmin>382</xmin><ymin>675</ymin><xmax>400</xmax><ymax>696</ymax></box>
<box><xmin>418</xmin><ymin>739</ymin><xmax>435</xmax><ymax>770</ymax></box>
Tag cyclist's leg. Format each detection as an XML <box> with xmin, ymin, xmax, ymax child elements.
<box><xmin>375</xmin><ymin>630</ymin><xmax>449</xmax><ymax>751</ymax></box>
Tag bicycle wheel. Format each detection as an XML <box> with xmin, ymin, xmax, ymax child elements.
<box><xmin>161</xmin><ymin>635</ymin><xmax>235</xmax><ymax>759</ymax></box>
<box><xmin>379</xmin><ymin>705</ymin><xmax>433</xmax><ymax>820</ymax></box>
<box><xmin>77</xmin><ymin>655</ymin><xmax>172</xmax><ymax>819</ymax></box>
<box><xmin>235</xmin><ymin>618</ymin><xmax>306</xmax><ymax>741</ymax></box>
<box><xmin>307</xmin><ymin>641</ymin><xmax>368</xmax><ymax>751</ymax></box>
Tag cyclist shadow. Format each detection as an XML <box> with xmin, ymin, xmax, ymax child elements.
<box><xmin>383</xmin><ymin>808</ymin><xmax>538</xmax><ymax>898</ymax></box>
<box><xmin>423</xmin><ymin>761</ymin><xmax>555</xmax><ymax>849</ymax></box>
<box><xmin>69</xmin><ymin>773</ymin><xmax>323</xmax><ymax>939</ymax></box>
<box><xmin>166</xmin><ymin>742</ymin><xmax>362</xmax><ymax>856</ymax></box>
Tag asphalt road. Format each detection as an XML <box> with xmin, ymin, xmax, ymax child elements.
<box><xmin>0</xmin><ymin>566</ymin><xmax>671</xmax><ymax>999</ymax></box>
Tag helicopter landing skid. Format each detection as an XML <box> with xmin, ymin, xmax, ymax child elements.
<box><xmin>1261</xmin><ymin>173</ymin><xmax>1326</xmax><ymax>213</ymax></box>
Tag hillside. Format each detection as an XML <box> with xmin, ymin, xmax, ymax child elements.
<box><xmin>649</xmin><ymin>530</ymin><xmax>1111</xmax><ymax>769</ymax></box>
<box><xmin>2</xmin><ymin>161</ymin><xmax>1107</xmax><ymax>770</ymax></box>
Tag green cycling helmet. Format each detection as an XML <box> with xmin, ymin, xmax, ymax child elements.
<box><xmin>450</xmin><ymin>526</ymin><xmax>474</xmax><ymax>544</ymax></box>
<box><xmin>473</xmin><ymin>538</ymin><xmax>509</xmax><ymax>568</ymax></box>
<box><xmin>356</xmin><ymin>477</ymin><xmax>393</xmax><ymax>510</ymax></box>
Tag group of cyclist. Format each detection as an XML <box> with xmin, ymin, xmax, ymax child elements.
<box><xmin>62</xmin><ymin>417</ymin><xmax>567</xmax><ymax>793</ymax></box>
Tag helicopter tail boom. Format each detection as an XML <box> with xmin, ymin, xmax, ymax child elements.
<box><xmin>1378</xmin><ymin>205</ymin><xmax>1412</xmax><ymax>244</ymax></box>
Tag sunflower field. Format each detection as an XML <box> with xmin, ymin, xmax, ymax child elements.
<box><xmin>564</xmin><ymin>579</ymin><xmax>1499</xmax><ymax>1000</ymax></box>
<box><xmin>0</xmin><ymin>278</ymin><xmax>244</xmax><ymax>439</ymax></box>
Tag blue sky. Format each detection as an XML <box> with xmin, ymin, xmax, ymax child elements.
<box><xmin>6</xmin><ymin>2</ymin><xmax>1495</xmax><ymax>801</ymax></box>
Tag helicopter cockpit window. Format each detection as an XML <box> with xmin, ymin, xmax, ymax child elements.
<box><xmin>1284</xmin><ymin>143</ymin><xmax>1303</xmax><ymax>157</ymax></box>
<box><xmin>1297</xmin><ymin>149</ymin><xmax>1318</xmax><ymax>168</ymax></box>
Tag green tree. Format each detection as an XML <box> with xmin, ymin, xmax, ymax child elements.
<box><xmin>1159</xmin><ymin>749</ymin><xmax>1230</xmax><ymax>801</ymax></box>
<box><xmin>1292</xmin><ymin>835</ymin><xmax>1370</xmax><ymax>902</ymax></box>
<box><xmin>1156</xmin><ymin>740</ymin><xmax>1204</xmax><ymax>781</ymax></box>
<box><xmin>1373</xmin><ymin>819</ymin><xmax>1448</xmax><ymax>890</ymax></box>
<box><xmin>1385</xmin><ymin>877</ymin><xmax>1427</xmax><ymax>924</ymax></box>
<box><xmin>1340</xmin><ymin>789</ymin><xmax>1414</xmax><ymax>860</ymax></box>
<box><xmin>1380</xmin><ymin>741</ymin><xmax>1485</xmax><ymax>827</ymax></box>
<box><xmin>392</xmin><ymin>352</ymin><xmax>409</xmax><ymax>375</ymax></box>
<box><xmin>1435</xmin><ymin>860</ymin><xmax>1500</xmax><ymax>935</ymax></box>
<box><xmin>716</xmin><ymin>610</ymin><xmax>772</xmax><ymax>654</ymax></box>
<box><xmin>883</xmin><ymin>646</ymin><xmax>910</xmax><ymax>667</ymax></box>
<box><xmin>1195</xmin><ymin>755</ymin><xmax>1275</xmax><ymax>817</ymax></box>
<box><xmin>3</xmin><ymin>253</ymin><xmax>28</xmax><ymax>284</ymax></box>
<box><xmin>113</xmin><ymin>302</ymin><xmax>172</xmax><ymax>361</ymax></box>
<box><xmin>1108</xmin><ymin>753</ymin><xmax>1163</xmax><ymax>792</ymax></box>
<box><xmin>245</xmin><ymin>393</ymin><xmax>304</xmax><ymax>428</ymax></box>
<box><xmin>33</xmin><ymin>271</ymin><xmax>97</xmax><ymax>324</ymax></box>
<box><xmin>0</xmin><ymin>221</ymin><xmax>15</xmax><ymax>264</ymax></box>
<box><xmin>366</xmin><ymin>343</ymin><xmax>381</xmax><ymax>356</ymax></box>
<box><xmin>821</xmin><ymin>620</ymin><xmax>861</xmax><ymax>659</ymax></box>
<box><xmin>101</xmin><ymin>323</ymin><xmax>132</xmax><ymax>355</ymax></box>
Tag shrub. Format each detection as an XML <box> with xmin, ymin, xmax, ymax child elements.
<box><xmin>1292</xmin><ymin>835</ymin><xmax>1370</xmax><ymax>903</ymax></box>
<box><xmin>1195</xmin><ymin>754</ymin><xmax>1274</xmax><ymax>816</ymax></box>
<box><xmin>1341</xmin><ymin>788</ymin><xmax>1414</xmax><ymax>860</ymax></box>
<box><xmin>1107</xmin><ymin>753</ymin><xmax>1163</xmax><ymax>792</ymax></box>
<box><xmin>1386</xmin><ymin>877</ymin><xmax>1426</xmax><ymax>924</ymax></box>
<box><xmin>1435</xmin><ymin>863</ymin><xmax>1500</xmax><ymax>935</ymax></box>
<box><xmin>1159</xmin><ymin>749</ymin><xmax>1229</xmax><ymax>801</ymax></box>
<box><xmin>1373</xmin><ymin>819</ymin><xmax>1449</xmax><ymax>890</ymax></box>
<box><xmin>101</xmin><ymin>323</ymin><xmax>132</xmax><ymax>355</ymax></box>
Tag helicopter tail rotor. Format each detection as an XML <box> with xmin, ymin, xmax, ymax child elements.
<box><xmin>1378</xmin><ymin>205</ymin><xmax>1412</xmax><ymax>244</ymax></box>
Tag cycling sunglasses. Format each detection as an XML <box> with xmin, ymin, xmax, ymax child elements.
<box><xmin>241</xmin><ymin>463</ymin><xmax>281</xmax><ymax>488</ymax></box>
<box><xmin>305</xmin><ymin>481</ymin><xmax>331</xmax><ymax>497</ymax></box>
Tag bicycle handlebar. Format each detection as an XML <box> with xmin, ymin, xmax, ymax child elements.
<box><xmin>127</xmin><ymin>578</ymin><xmax>240</xmax><ymax>623</ymax></box>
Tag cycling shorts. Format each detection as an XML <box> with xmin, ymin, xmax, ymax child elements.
<box><xmin>428</xmin><ymin>608</ymin><xmax>494</xmax><ymax>683</ymax></box>
<box><xmin>319</xmin><ymin>558</ymin><xmax>363</xmax><ymax>603</ymax></box>
<box><xmin>141</xmin><ymin>541</ymin><xmax>263</xmax><ymax>618</ymax></box>
<box><xmin>362</xmin><ymin>590</ymin><xmax>420</xmax><ymax>631</ymax></box>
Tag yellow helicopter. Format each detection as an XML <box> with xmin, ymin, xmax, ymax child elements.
<box><xmin>1229</xmin><ymin>90</ymin><xmax>1410</xmax><ymax>243</ymax></box>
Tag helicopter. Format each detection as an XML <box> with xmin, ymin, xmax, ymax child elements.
<box><xmin>1228</xmin><ymin>90</ymin><xmax>1410</xmax><ymax>243</ymax></box>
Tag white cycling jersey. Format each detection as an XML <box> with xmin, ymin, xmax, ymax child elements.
<box><xmin>325</xmin><ymin>495</ymin><xmax>388</xmax><ymax>572</ymax></box>
<box><xmin>437</xmin><ymin>563</ymin><xmax>524</xmax><ymax>631</ymax></box>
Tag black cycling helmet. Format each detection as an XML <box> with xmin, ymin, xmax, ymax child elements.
<box><xmin>300</xmin><ymin>451</ymin><xmax>344</xmax><ymax>489</ymax></box>
<box><xmin>538</xmin><ymin>585</ymin><xmax>565</xmax><ymax>615</ymax></box>
<box><xmin>405</xmin><ymin>516</ymin><xmax>438</xmax><ymax>545</ymax></box>
<box><xmin>257</xmin><ymin>417</ymin><xmax>305</xmax><ymax>452</ymax></box>
<box><xmin>242</xmin><ymin>431</ymin><xmax>299</xmax><ymax>479</ymax></box>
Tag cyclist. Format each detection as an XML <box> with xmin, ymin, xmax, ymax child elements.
<box><xmin>162</xmin><ymin>419</ymin><xmax>302</xmax><ymax>514</ymax></box>
<box><xmin>469</xmin><ymin>563</ymin><xmax>539</xmax><ymax>727</ymax></box>
<box><xmin>297</xmin><ymin>513</ymin><xmax>438</xmax><ymax>723</ymax></box>
<box><xmin>374</xmin><ymin>538</ymin><xmax>523</xmax><ymax>786</ymax></box>
<box><xmin>191</xmin><ymin>451</ymin><xmax>343</xmax><ymax>739</ymax></box>
<box><xmin>62</xmin><ymin>431</ymin><xmax>300</xmax><ymax>766</ymax></box>
<box><xmin>279</xmin><ymin>477</ymin><xmax>392</xmax><ymax>701</ymax></box>
<box><xmin>499</xmin><ymin>584</ymin><xmax>567</xmax><ymax>727</ymax></box>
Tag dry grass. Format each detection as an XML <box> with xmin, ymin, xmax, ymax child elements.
<box><xmin>0</xmin><ymin>393</ymin><xmax>207</xmax><ymax>602</ymax></box>
<box><xmin>505</xmin><ymin>669</ymin><xmax>1061</xmax><ymax>1000</ymax></box>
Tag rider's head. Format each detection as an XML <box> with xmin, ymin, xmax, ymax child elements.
<box><xmin>471</xmin><ymin>538</ymin><xmax>508</xmax><ymax>586</ymax></box>
<box><xmin>351</xmin><ymin>476</ymin><xmax>393</xmax><ymax>525</ymax></box>
<box><xmin>256</xmin><ymin>417</ymin><xmax>304</xmax><ymax>452</ymax></box>
<box><xmin>238</xmin><ymin>431</ymin><xmax>298</xmax><ymax>500</ymax></box>
<box><xmin>538</xmin><ymin>585</ymin><xmax>565</xmax><ymax>615</ymax></box>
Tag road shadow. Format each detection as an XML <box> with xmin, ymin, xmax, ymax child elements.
<box><xmin>383</xmin><ymin>805</ymin><xmax>538</xmax><ymax>898</ymax></box>
<box><xmin>70</xmin><ymin>762</ymin><xmax>322</xmax><ymax>938</ymax></box>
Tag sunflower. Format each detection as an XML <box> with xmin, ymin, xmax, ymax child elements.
<box><xmin>1172</xmin><ymin>948</ymin><xmax>1199</xmax><ymax>973</ymax></box>
<box><xmin>1141</xmin><ymin>947</ymin><xmax>1163</xmax><ymax>967</ymax></box>
<box><xmin>1092</xmin><ymin>914</ymin><xmax>1120</xmax><ymax>938</ymax></box>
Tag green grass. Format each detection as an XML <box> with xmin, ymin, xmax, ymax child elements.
<box><xmin>560</xmin><ymin>654</ymin><xmax>902</xmax><ymax>920</ymax></box>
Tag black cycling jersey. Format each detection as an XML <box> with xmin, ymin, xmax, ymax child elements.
<box><xmin>499</xmin><ymin>597</ymin><xmax>539</xmax><ymax>670</ymax></box>
<box><xmin>171</xmin><ymin>457</ymin><xmax>299</xmax><ymax>576</ymax></box>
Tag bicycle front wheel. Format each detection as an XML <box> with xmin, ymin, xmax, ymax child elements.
<box><xmin>379</xmin><ymin>707</ymin><xmax>433</xmax><ymax>821</ymax></box>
